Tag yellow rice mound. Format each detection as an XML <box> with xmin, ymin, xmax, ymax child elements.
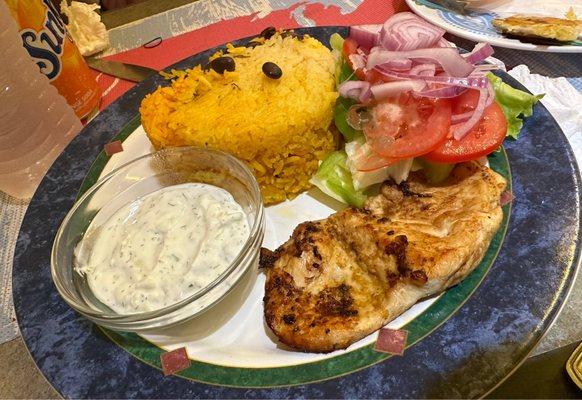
<box><xmin>140</xmin><ymin>33</ymin><xmax>338</xmax><ymax>204</ymax></box>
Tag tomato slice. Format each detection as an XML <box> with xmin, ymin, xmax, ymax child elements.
<box><xmin>342</xmin><ymin>38</ymin><xmax>358</xmax><ymax>58</ymax></box>
<box><xmin>423</xmin><ymin>90</ymin><xmax>507</xmax><ymax>163</ymax></box>
<box><xmin>364</xmin><ymin>95</ymin><xmax>452</xmax><ymax>159</ymax></box>
<box><xmin>342</xmin><ymin>39</ymin><xmax>396</xmax><ymax>84</ymax></box>
<box><xmin>342</xmin><ymin>38</ymin><xmax>366</xmax><ymax>80</ymax></box>
<box><xmin>364</xmin><ymin>69</ymin><xmax>390</xmax><ymax>84</ymax></box>
<box><xmin>453</xmin><ymin>88</ymin><xmax>481</xmax><ymax>114</ymax></box>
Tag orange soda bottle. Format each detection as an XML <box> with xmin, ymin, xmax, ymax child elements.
<box><xmin>4</xmin><ymin>0</ymin><xmax>101</xmax><ymax>119</ymax></box>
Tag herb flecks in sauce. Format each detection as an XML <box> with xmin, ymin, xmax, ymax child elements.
<box><xmin>74</xmin><ymin>183</ymin><xmax>250</xmax><ymax>314</ymax></box>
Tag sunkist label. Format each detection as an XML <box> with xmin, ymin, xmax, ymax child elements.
<box><xmin>6</xmin><ymin>0</ymin><xmax>102</xmax><ymax>118</ymax></box>
<box><xmin>15</xmin><ymin>0</ymin><xmax>71</xmax><ymax>81</ymax></box>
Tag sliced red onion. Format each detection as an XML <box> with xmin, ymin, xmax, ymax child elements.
<box><xmin>374</xmin><ymin>66</ymin><xmax>490</xmax><ymax>90</ymax></box>
<box><xmin>409</xmin><ymin>63</ymin><xmax>436</xmax><ymax>76</ymax></box>
<box><xmin>463</xmin><ymin>42</ymin><xmax>494</xmax><ymax>64</ymax></box>
<box><xmin>380</xmin><ymin>12</ymin><xmax>418</xmax><ymax>34</ymax></box>
<box><xmin>470</xmin><ymin>64</ymin><xmax>501</xmax><ymax>76</ymax></box>
<box><xmin>475</xmin><ymin>64</ymin><xmax>501</xmax><ymax>72</ymax></box>
<box><xmin>486</xmin><ymin>81</ymin><xmax>495</xmax><ymax>106</ymax></box>
<box><xmin>339</xmin><ymin>80</ymin><xmax>371</xmax><ymax>102</ymax></box>
<box><xmin>366</xmin><ymin>48</ymin><xmax>393</xmax><ymax>69</ymax></box>
<box><xmin>368</xmin><ymin>47</ymin><xmax>473</xmax><ymax>77</ymax></box>
<box><xmin>380</xmin><ymin>12</ymin><xmax>445</xmax><ymax>51</ymax></box>
<box><xmin>436</xmin><ymin>37</ymin><xmax>454</xmax><ymax>48</ymax></box>
<box><xmin>349</xmin><ymin>25</ymin><xmax>381</xmax><ymax>49</ymax></box>
<box><xmin>452</xmin><ymin>85</ymin><xmax>489</xmax><ymax>140</ymax></box>
<box><xmin>359</xmin><ymin>86</ymin><xmax>373</xmax><ymax>103</ymax></box>
<box><xmin>451</xmin><ymin>111</ymin><xmax>473</xmax><ymax>124</ymax></box>
<box><xmin>450</xmin><ymin>84</ymin><xmax>495</xmax><ymax>126</ymax></box>
<box><xmin>415</xmin><ymin>85</ymin><xmax>467</xmax><ymax>99</ymax></box>
<box><xmin>376</xmin><ymin>58</ymin><xmax>412</xmax><ymax>71</ymax></box>
<box><xmin>370</xmin><ymin>80</ymin><xmax>426</xmax><ymax>100</ymax></box>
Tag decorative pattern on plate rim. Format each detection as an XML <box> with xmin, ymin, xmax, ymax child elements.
<box><xmin>438</xmin><ymin>10</ymin><xmax>502</xmax><ymax>38</ymax></box>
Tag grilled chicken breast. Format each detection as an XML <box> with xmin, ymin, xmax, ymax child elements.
<box><xmin>261</xmin><ymin>162</ymin><xmax>506</xmax><ymax>353</ymax></box>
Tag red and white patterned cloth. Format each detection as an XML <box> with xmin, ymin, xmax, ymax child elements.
<box><xmin>94</xmin><ymin>0</ymin><xmax>408</xmax><ymax>109</ymax></box>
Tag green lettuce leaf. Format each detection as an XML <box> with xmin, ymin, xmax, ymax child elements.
<box><xmin>338</xmin><ymin>59</ymin><xmax>356</xmax><ymax>84</ymax></box>
<box><xmin>329</xmin><ymin>32</ymin><xmax>344</xmax><ymax>52</ymax></box>
<box><xmin>487</xmin><ymin>73</ymin><xmax>544</xmax><ymax>139</ymax></box>
<box><xmin>416</xmin><ymin>158</ymin><xmax>455</xmax><ymax>184</ymax></box>
<box><xmin>310</xmin><ymin>151</ymin><xmax>367</xmax><ymax>207</ymax></box>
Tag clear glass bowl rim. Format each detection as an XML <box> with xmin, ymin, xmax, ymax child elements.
<box><xmin>51</xmin><ymin>146</ymin><xmax>264</xmax><ymax>323</ymax></box>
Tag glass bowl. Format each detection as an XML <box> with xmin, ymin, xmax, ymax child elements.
<box><xmin>51</xmin><ymin>147</ymin><xmax>265</xmax><ymax>332</ymax></box>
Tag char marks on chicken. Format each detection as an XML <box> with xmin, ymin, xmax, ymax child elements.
<box><xmin>261</xmin><ymin>162</ymin><xmax>506</xmax><ymax>352</ymax></box>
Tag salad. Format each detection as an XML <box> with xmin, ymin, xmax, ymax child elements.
<box><xmin>312</xmin><ymin>12</ymin><xmax>542</xmax><ymax>207</ymax></box>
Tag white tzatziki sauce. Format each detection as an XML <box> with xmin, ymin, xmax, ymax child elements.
<box><xmin>74</xmin><ymin>183</ymin><xmax>250</xmax><ymax>314</ymax></box>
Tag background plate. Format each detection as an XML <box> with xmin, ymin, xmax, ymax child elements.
<box><xmin>12</xmin><ymin>27</ymin><xmax>581</xmax><ymax>398</ymax></box>
<box><xmin>406</xmin><ymin>0</ymin><xmax>582</xmax><ymax>53</ymax></box>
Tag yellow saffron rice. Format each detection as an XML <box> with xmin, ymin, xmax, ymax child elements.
<box><xmin>140</xmin><ymin>33</ymin><xmax>338</xmax><ymax>204</ymax></box>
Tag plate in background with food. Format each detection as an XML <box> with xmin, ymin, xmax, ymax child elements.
<box><xmin>406</xmin><ymin>0</ymin><xmax>582</xmax><ymax>52</ymax></box>
<box><xmin>11</xmin><ymin>18</ymin><xmax>581</xmax><ymax>399</ymax></box>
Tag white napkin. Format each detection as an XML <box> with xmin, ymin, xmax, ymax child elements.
<box><xmin>508</xmin><ymin>65</ymin><xmax>582</xmax><ymax>165</ymax></box>
<box><xmin>471</xmin><ymin>0</ymin><xmax>582</xmax><ymax>18</ymax></box>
